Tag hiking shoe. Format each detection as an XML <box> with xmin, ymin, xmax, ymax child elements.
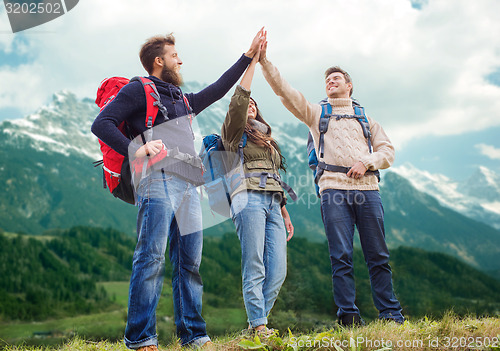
<box><xmin>240</xmin><ymin>327</ymin><xmax>254</xmax><ymax>337</ymax></box>
<box><xmin>255</xmin><ymin>327</ymin><xmax>277</xmax><ymax>338</ymax></box>
<box><xmin>136</xmin><ymin>346</ymin><xmax>159</xmax><ymax>351</ymax></box>
<box><xmin>202</xmin><ymin>341</ymin><xmax>214</xmax><ymax>349</ymax></box>
<box><xmin>338</xmin><ymin>313</ymin><xmax>365</xmax><ymax>327</ymax></box>
<box><xmin>240</xmin><ymin>326</ymin><xmax>277</xmax><ymax>338</ymax></box>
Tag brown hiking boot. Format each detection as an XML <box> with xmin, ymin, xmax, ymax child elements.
<box><xmin>202</xmin><ymin>341</ymin><xmax>214</xmax><ymax>348</ymax></box>
<box><xmin>136</xmin><ymin>346</ymin><xmax>159</xmax><ymax>351</ymax></box>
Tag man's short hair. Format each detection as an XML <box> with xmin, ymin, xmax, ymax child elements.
<box><xmin>324</xmin><ymin>66</ymin><xmax>353</xmax><ymax>97</ymax></box>
<box><xmin>140</xmin><ymin>33</ymin><xmax>176</xmax><ymax>75</ymax></box>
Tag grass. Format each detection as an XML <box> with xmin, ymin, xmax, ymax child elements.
<box><xmin>98</xmin><ymin>282</ymin><xmax>130</xmax><ymax>308</ymax></box>
<box><xmin>0</xmin><ymin>282</ymin><xmax>247</xmax><ymax>349</ymax></box>
<box><xmin>1</xmin><ymin>313</ymin><xmax>499</xmax><ymax>351</ymax></box>
<box><xmin>0</xmin><ymin>283</ymin><xmax>131</xmax><ymax>347</ymax></box>
<box><xmin>0</xmin><ymin>310</ymin><xmax>126</xmax><ymax>346</ymax></box>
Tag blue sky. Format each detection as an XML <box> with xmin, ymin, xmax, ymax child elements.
<box><xmin>1</xmin><ymin>0</ymin><xmax>499</xmax><ymax>181</ymax></box>
<box><xmin>394</xmin><ymin>125</ymin><xmax>500</xmax><ymax>181</ymax></box>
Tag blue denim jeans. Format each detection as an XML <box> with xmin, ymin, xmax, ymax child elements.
<box><xmin>231</xmin><ymin>191</ymin><xmax>287</xmax><ymax>328</ymax></box>
<box><xmin>321</xmin><ymin>189</ymin><xmax>403</xmax><ymax>322</ymax></box>
<box><xmin>124</xmin><ymin>171</ymin><xmax>210</xmax><ymax>349</ymax></box>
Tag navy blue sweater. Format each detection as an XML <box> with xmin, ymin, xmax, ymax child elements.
<box><xmin>91</xmin><ymin>54</ymin><xmax>252</xmax><ymax>184</ymax></box>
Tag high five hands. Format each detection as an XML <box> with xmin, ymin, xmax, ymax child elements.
<box><xmin>246</xmin><ymin>27</ymin><xmax>267</xmax><ymax>60</ymax></box>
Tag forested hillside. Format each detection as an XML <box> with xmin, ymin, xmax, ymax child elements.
<box><xmin>0</xmin><ymin>227</ymin><xmax>134</xmax><ymax>320</ymax></box>
<box><xmin>1</xmin><ymin>227</ymin><xmax>499</xmax><ymax>327</ymax></box>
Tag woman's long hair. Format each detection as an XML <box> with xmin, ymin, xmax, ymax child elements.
<box><xmin>244</xmin><ymin>97</ymin><xmax>287</xmax><ymax>172</ymax></box>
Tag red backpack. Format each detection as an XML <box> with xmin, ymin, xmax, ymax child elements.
<box><xmin>93</xmin><ymin>76</ymin><xmax>163</xmax><ymax>204</ymax></box>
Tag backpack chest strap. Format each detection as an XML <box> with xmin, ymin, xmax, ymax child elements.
<box><xmin>243</xmin><ymin>172</ymin><xmax>298</xmax><ymax>201</ymax></box>
<box><xmin>233</xmin><ymin>132</ymin><xmax>297</xmax><ymax>201</ymax></box>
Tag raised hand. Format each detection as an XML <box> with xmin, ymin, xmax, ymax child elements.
<box><xmin>245</xmin><ymin>27</ymin><xmax>265</xmax><ymax>58</ymax></box>
<box><xmin>259</xmin><ymin>38</ymin><xmax>268</xmax><ymax>63</ymax></box>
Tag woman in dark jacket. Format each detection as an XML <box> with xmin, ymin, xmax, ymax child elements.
<box><xmin>221</xmin><ymin>41</ymin><xmax>294</xmax><ymax>336</ymax></box>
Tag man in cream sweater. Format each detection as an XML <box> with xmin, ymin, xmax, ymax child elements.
<box><xmin>259</xmin><ymin>41</ymin><xmax>403</xmax><ymax>326</ymax></box>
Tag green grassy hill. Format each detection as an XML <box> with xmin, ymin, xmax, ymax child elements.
<box><xmin>2</xmin><ymin>314</ymin><xmax>500</xmax><ymax>351</ymax></box>
<box><xmin>1</xmin><ymin>227</ymin><xmax>499</xmax><ymax>348</ymax></box>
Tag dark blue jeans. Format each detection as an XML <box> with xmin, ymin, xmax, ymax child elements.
<box><xmin>124</xmin><ymin>172</ymin><xmax>210</xmax><ymax>349</ymax></box>
<box><xmin>321</xmin><ymin>189</ymin><xmax>403</xmax><ymax>322</ymax></box>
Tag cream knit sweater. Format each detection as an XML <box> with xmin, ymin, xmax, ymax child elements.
<box><xmin>261</xmin><ymin>58</ymin><xmax>395</xmax><ymax>192</ymax></box>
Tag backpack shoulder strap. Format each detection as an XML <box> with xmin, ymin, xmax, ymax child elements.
<box><xmin>353</xmin><ymin>105</ymin><xmax>373</xmax><ymax>153</ymax></box>
<box><xmin>318</xmin><ymin>102</ymin><xmax>332</xmax><ymax>159</ymax></box>
<box><xmin>130</xmin><ymin>76</ymin><xmax>168</xmax><ymax>128</ymax></box>
<box><xmin>236</xmin><ymin>132</ymin><xmax>247</xmax><ymax>164</ymax></box>
<box><xmin>182</xmin><ymin>94</ymin><xmax>194</xmax><ymax>124</ymax></box>
<box><xmin>353</xmin><ymin>105</ymin><xmax>367</xmax><ymax>122</ymax></box>
<box><xmin>239</xmin><ymin>132</ymin><xmax>248</xmax><ymax>148</ymax></box>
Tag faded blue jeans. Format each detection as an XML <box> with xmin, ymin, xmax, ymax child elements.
<box><xmin>321</xmin><ymin>189</ymin><xmax>403</xmax><ymax>322</ymax></box>
<box><xmin>231</xmin><ymin>191</ymin><xmax>287</xmax><ymax>328</ymax></box>
<box><xmin>124</xmin><ymin>171</ymin><xmax>210</xmax><ymax>349</ymax></box>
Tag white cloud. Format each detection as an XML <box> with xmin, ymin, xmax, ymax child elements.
<box><xmin>0</xmin><ymin>6</ymin><xmax>14</xmax><ymax>50</ymax></box>
<box><xmin>475</xmin><ymin>143</ymin><xmax>500</xmax><ymax>160</ymax></box>
<box><xmin>0</xmin><ymin>64</ymin><xmax>45</xmax><ymax>116</ymax></box>
<box><xmin>0</xmin><ymin>0</ymin><xmax>500</xmax><ymax>149</ymax></box>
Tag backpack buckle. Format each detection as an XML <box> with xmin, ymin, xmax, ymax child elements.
<box><xmin>259</xmin><ymin>172</ymin><xmax>270</xmax><ymax>188</ymax></box>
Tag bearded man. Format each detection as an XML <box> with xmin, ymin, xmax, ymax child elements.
<box><xmin>92</xmin><ymin>30</ymin><xmax>264</xmax><ymax>350</ymax></box>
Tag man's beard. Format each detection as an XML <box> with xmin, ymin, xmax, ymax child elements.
<box><xmin>160</xmin><ymin>65</ymin><xmax>183</xmax><ymax>87</ymax></box>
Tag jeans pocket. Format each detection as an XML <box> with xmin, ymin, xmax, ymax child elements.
<box><xmin>137</xmin><ymin>173</ymin><xmax>173</xmax><ymax>199</ymax></box>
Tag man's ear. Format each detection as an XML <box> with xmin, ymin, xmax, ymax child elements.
<box><xmin>154</xmin><ymin>56</ymin><xmax>163</xmax><ymax>68</ymax></box>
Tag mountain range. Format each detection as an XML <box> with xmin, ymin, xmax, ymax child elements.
<box><xmin>392</xmin><ymin>163</ymin><xmax>500</xmax><ymax>230</ymax></box>
<box><xmin>0</xmin><ymin>84</ymin><xmax>498</xmax><ymax>279</ymax></box>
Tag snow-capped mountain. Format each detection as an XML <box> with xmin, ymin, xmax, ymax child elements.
<box><xmin>1</xmin><ymin>91</ymin><xmax>101</xmax><ymax>160</ymax></box>
<box><xmin>463</xmin><ymin>166</ymin><xmax>500</xmax><ymax>209</ymax></box>
<box><xmin>0</xmin><ymin>90</ymin><xmax>138</xmax><ymax>235</ymax></box>
<box><xmin>392</xmin><ymin>163</ymin><xmax>500</xmax><ymax>230</ymax></box>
